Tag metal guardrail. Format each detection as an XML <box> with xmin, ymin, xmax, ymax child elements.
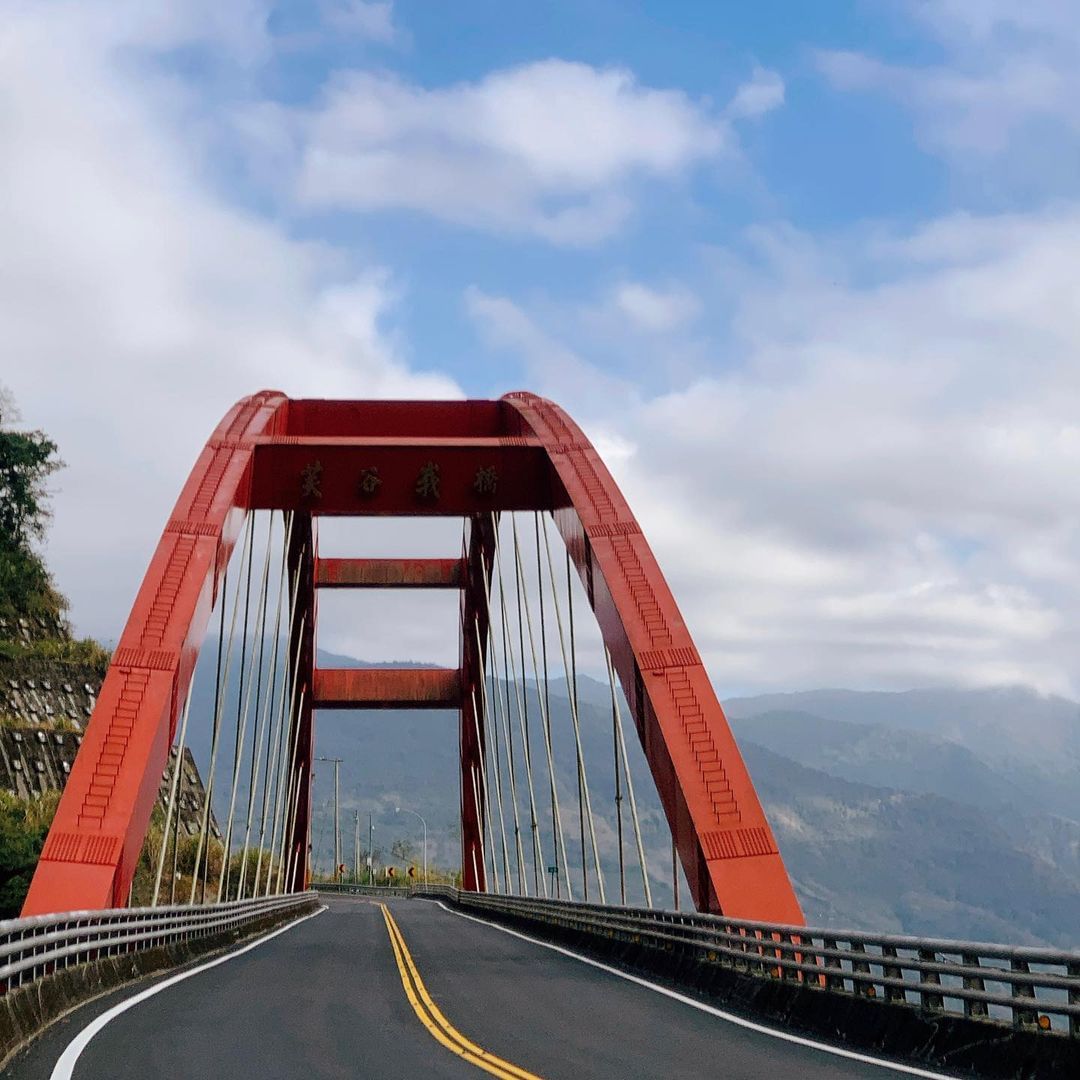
<box><xmin>412</xmin><ymin>885</ymin><xmax>1080</xmax><ymax>1036</ymax></box>
<box><xmin>0</xmin><ymin>891</ymin><xmax>315</xmax><ymax>994</ymax></box>
<box><xmin>315</xmin><ymin>883</ymin><xmax>410</xmax><ymax>898</ymax></box>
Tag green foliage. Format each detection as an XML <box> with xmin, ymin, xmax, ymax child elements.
<box><xmin>0</xmin><ymin>386</ymin><xmax>63</xmax><ymax>552</ymax></box>
<box><xmin>0</xmin><ymin>637</ymin><xmax>110</xmax><ymax>675</ymax></box>
<box><xmin>0</xmin><ymin>386</ymin><xmax>67</xmax><ymax>631</ymax></box>
<box><xmin>0</xmin><ymin>790</ymin><xmax>60</xmax><ymax>917</ymax></box>
<box><xmin>127</xmin><ymin>813</ymin><xmax>283</xmax><ymax>906</ymax></box>
<box><xmin>0</xmin><ymin>547</ymin><xmax>67</xmax><ymax>629</ymax></box>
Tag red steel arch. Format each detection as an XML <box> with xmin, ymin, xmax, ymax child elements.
<box><xmin>24</xmin><ymin>392</ymin><xmax>803</xmax><ymax>924</ymax></box>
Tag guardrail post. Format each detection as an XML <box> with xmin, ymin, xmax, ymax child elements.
<box><xmin>1010</xmin><ymin>958</ymin><xmax>1038</xmax><ymax>1029</ymax></box>
<box><xmin>775</xmin><ymin>933</ymin><xmax>792</xmax><ymax>981</ymax></box>
<box><xmin>850</xmin><ymin>942</ymin><xmax>874</xmax><ymax>998</ymax></box>
<box><xmin>881</xmin><ymin>945</ymin><xmax>906</xmax><ymax>1004</ymax></box>
<box><xmin>960</xmin><ymin>953</ymin><xmax>988</xmax><ymax>1019</ymax></box>
<box><xmin>918</xmin><ymin>949</ymin><xmax>944</xmax><ymax>1012</ymax></box>
<box><xmin>822</xmin><ymin>937</ymin><xmax>845</xmax><ymax>992</ymax></box>
<box><xmin>1069</xmin><ymin>962</ymin><xmax>1080</xmax><ymax>1038</ymax></box>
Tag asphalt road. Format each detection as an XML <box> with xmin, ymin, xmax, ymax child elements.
<box><xmin>4</xmin><ymin>896</ymin><xmax>941</xmax><ymax>1079</ymax></box>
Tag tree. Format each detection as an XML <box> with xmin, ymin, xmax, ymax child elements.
<box><xmin>0</xmin><ymin>386</ymin><xmax>63</xmax><ymax>553</ymax></box>
<box><xmin>0</xmin><ymin>386</ymin><xmax>66</xmax><ymax>628</ymax></box>
<box><xmin>391</xmin><ymin>837</ymin><xmax>416</xmax><ymax>863</ymax></box>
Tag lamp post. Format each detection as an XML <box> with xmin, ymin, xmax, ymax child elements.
<box><xmin>353</xmin><ymin>810</ymin><xmax>360</xmax><ymax>884</ymax></box>
<box><xmin>396</xmin><ymin>806</ymin><xmax>428</xmax><ymax>884</ymax></box>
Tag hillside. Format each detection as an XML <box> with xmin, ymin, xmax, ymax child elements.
<box><xmin>181</xmin><ymin>649</ymin><xmax>1080</xmax><ymax>947</ymax></box>
<box><xmin>741</xmin><ymin>742</ymin><xmax>1080</xmax><ymax>947</ymax></box>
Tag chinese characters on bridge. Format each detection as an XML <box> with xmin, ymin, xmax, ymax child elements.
<box><xmin>299</xmin><ymin>461</ymin><xmax>499</xmax><ymax>503</ymax></box>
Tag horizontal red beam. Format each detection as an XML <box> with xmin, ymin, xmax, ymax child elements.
<box><xmin>285</xmin><ymin>399</ymin><xmax>511</xmax><ymax>439</ymax></box>
<box><xmin>250</xmin><ymin>438</ymin><xmax>555</xmax><ymax>515</ymax></box>
<box><xmin>315</xmin><ymin>557</ymin><xmax>463</xmax><ymax>589</ymax></box>
<box><xmin>313</xmin><ymin>667</ymin><xmax>462</xmax><ymax>710</ymax></box>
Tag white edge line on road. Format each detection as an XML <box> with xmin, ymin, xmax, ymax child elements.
<box><xmin>435</xmin><ymin>902</ymin><xmax>954</xmax><ymax>1080</ymax></box>
<box><xmin>48</xmin><ymin>905</ymin><xmax>327</xmax><ymax>1080</ymax></box>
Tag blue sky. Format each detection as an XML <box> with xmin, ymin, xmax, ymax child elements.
<box><xmin>165</xmin><ymin>0</ymin><xmax>956</xmax><ymax>396</ymax></box>
<box><xmin>5</xmin><ymin>0</ymin><xmax>1080</xmax><ymax>695</ymax></box>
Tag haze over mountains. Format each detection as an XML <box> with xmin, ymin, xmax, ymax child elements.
<box><xmin>187</xmin><ymin>647</ymin><xmax>1080</xmax><ymax>948</ymax></box>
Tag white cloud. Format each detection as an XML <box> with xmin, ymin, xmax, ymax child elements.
<box><xmin>464</xmin><ymin>287</ymin><xmax>632</xmax><ymax>407</ymax></box>
<box><xmin>322</xmin><ymin>1</ymin><xmax>397</xmax><ymax>43</ymax></box>
<box><xmin>291</xmin><ymin>60</ymin><xmax>732</xmax><ymax>243</ymax></box>
<box><xmin>0</xmin><ymin>1</ymin><xmax>459</xmax><ymax>646</ymax></box>
<box><xmin>471</xmin><ymin>207</ymin><xmax>1080</xmax><ymax>696</ymax></box>
<box><xmin>726</xmin><ymin>66</ymin><xmax>785</xmax><ymax>121</ymax></box>
<box><xmin>817</xmin><ymin>1</ymin><xmax>1080</xmax><ymax>166</ymax></box>
<box><xmin>613</xmin><ymin>283</ymin><xmax>702</xmax><ymax>332</ymax></box>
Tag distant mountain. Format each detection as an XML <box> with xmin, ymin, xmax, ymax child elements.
<box><xmin>725</xmin><ymin>686</ymin><xmax>1080</xmax><ymax>768</ymax></box>
<box><xmin>741</xmin><ymin>742</ymin><xmax>1080</xmax><ymax>948</ymax></box>
<box><xmin>724</xmin><ymin>687</ymin><xmax>1080</xmax><ymax>822</ymax></box>
<box><xmin>180</xmin><ymin>650</ymin><xmax>1080</xmax><ymax>947</ymax></box>
<box><xmin>729</xmin><ymin>709</ymin><xmax>1029</xmax><ymax>815</ymax></box>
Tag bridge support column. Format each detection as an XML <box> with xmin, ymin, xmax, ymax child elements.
<box><xmin>286</xmin><ymin>513</ymin><xmax>316</xmax><ymax>892</ymax></box>
<box><xmin>460</xmin><ymin>513</ymin><xmax>495</xmax><ymax>892</ymax></box>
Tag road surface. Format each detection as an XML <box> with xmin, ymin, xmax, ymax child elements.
<box><xmin>5</xmin><ymin>895</ymin><xmax>946</xmax><ymax>1079</ymax></box>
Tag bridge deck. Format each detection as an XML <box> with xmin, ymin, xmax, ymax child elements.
<box><xmin>9</xmin><ymin>897</ymin><xmax>931</xmax><ymax>1079</ymax></box>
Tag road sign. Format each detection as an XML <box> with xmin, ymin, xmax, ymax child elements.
<box><xmin>386</xmin><ymin>866</ymin><xmax>396</xmax><ymax>879</ymax></box>
<box><xmin>407</xmin><ymin>866</ymin><xmax>416</xmax><ymax>879</ymax></box>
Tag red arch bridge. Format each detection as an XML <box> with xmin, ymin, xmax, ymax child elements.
<box><xmin>3</xmin><ymin>393</ymin><xmax>1077</xmax><ymax>1079</ymax></box>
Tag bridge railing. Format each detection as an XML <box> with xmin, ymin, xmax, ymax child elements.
<box><xmin>412</xmin><ymin>885</ymin><xmax>1080</xmax><ymax>1037</ymax></box>
<box><xmin>315</xmin><ymin>883</ymin><xmax>411</xmax><ymax>898</ymax></box>
<box><xmin>0</xmin><ymin>892</ymin><xmax>315</xmax><ymax>996</ymax></box>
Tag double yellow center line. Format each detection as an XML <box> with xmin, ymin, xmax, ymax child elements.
<box><xmin>379</xmin><ymin>904</ymin><xmax>543</xmax><ymax>1080</ymax></box>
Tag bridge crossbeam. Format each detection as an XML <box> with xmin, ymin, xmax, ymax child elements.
<box><xmin>315</xmin><ymin>557</ymin><xmax>463</xmax><ymax>589</ymax></box>
<box><xmin>312</xmin><ymin>667</ymin><xmax>462</xmax><ymax>710</ymax></box>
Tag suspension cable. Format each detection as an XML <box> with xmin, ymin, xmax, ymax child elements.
<box><xmin>279</xmin><ymin>748</ymin><xmax>306</xmax><ymax>893</ymax></box>
<box><xmin>482</xmin><ymin>534</ymin><xmax>526</xmax><ymax>893</ymax></box>
<box><xmin>511</xmin><ymin>517</ymin><xmax>541</xmax><ymax>896</ymax></box>
<box><xmin>221</xmin><ymin>505</ymin><xmax>257</xmax><ymax>898</ymax></box>
<box><xmin>608</xmin><ymin>649</ymin><xmax>625</xmax><ymax>904</ymax></box>
<box><xmin>470</xmin><ymin>684</ymin><xmax>501</xmax><ymax>893</ymax></box>
<box><xmin>471</xmin><ymin>625</ymin><xmax>501</xmax><ymax>892</ymax></box>
<box><xmin>540</xmin><ymin>514</ymin><xmax>606</xmax><ymax>903</ymax></box>
<box><xmin>534</xmin><ymin>512</ymin><xmax>559</xmax><ymax>897</ymax></box>
<box><xmin>218</xmin><ymin>512</ymin><xmax>276</xmax><ymax>901</ymax></box>
<box><xmin>189</xmin><ymin>513</ymin><xmax>253</xmax><ymax>904</ymax></box>
<box><xmin>266</xmin><ymin>611</ymin><xmax>307</xmax><ymax>895</ymax></box>
<box><xmin>253</xmin><ymin>521</ymin><xmax>300</xmax><ymax>895</ymax></box>
<box><xmin>468</xmin><ymin>751</ymin><xmax>487</xmax><ymax>892</ymax></box>
<box><xmin>239</xmin><ymin>510</ymin><xmax>294</xmax><ymax>898</ymax></box>
<box><xmin>607</xmin><ymin>647</ymin><xmax>653</xmax><ymax>907</ymax></box>
<box><xmin>475</xmin><ymin>617</ymin><xmax>511</xmax><ymax>891</ymax></box>
<box><xmin>510</xmin><ymin>515</ymin><xmax>544</xmax><ymax>895</ymax></box>
<box><xmin>493</xmin><ymin>515</ymin><xmax>545</xmax><ymax>895</ymax></box>
<box><xmin>276</xmin><ymin>662</ymin><xmax>311</xmax><ymax>894</ymax></box>
<box><xmin>514</xmin><ymin>516</ymin><xmax>572</xmax><ymax>900</ymax></box>
<box><xmin>151</xmin><ymin>686</ymin><xmax>193</xmax><ymax>905</ymax></box>
<box><xmin>262</xmin><ymin>561</ymin><xmax>307</xmax><ymax>896</ymax></box>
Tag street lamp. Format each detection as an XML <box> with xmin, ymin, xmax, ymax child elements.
<box><xmin>395</xmin><ymin>806</ymin><xmax>428</xmax><ymax>884</ymax></box>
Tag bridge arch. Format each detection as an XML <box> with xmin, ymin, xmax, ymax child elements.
<box><xmin>23</xmin><ymin>392</ymin><xmax>803</xmax><ymax>923</ymax></box>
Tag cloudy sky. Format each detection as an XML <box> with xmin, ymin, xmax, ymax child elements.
<box><xmin>4</xmin><ymin>0</ymin><xmax>1080</xmax><ymax>696</ymax></box>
